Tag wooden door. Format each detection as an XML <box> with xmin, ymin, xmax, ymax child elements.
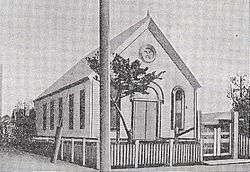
<box><xmin>133</xmin><ymin>100</ymin><xmax>158</xmax><ymax>140</ymax></box>
<box><xmin>133</xmin><ymin>101</ymin><xmax>146</xmax><ymax>140</ymax></box>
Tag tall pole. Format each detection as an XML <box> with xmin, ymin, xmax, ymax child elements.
<box><xmin>0</xmin><ymin>64</ymin><xmax>2</xmax><ymax>116</ymax></box>
<box><xmin>99</xmin><ymin>0</ymin><xmax>111</xmax><ymax>171</ymax></box>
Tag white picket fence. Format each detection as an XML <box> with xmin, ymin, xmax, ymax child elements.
<box><xmin>110</xmin><ymin>139</ymin><xmax>202</xmax><ymax>168</ymax></box>
<box><xmin>33</xmin><ymin>137</ymin><xmax>203</xmax><ymax>169</ymax></box>
<box><xmin>238</xmin><ymin>133</ymin><xmax>250</xmax><ymax>159</ymax></box>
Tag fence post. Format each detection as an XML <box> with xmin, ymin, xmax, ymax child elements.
<box><xmin>96</xmin><ymin>141</ymin><xmax>100</xmax><ymax>170</ymax></box>
<box><xmin>232</xmin><ymin>111</ymin><xmax>239</xmax><ymax>159</ymax></box>
<box><xmin>169</xmin><ymin>138</ymin><xmax>174</xmax><ymax>166</ymax></box>
<box><xmin>200</xmin><ymin>139</ymin><xmax>203</xmax><ymax>162</ymax></box>
<box><xmin>82</xmin><ymin>138</ymin><xmax>86</xmax><ymax>166</ymax></box>
<box><xmin>213</xmin><ymin>128</ymin><xmax>217</xmax><ymax>156</ymax></box>
<box><xmin>217</xmin><ymin>127</ymin><xmax>221</xmax><ymax>156</ymax></box>
<box><xmin>60</xmin><ymin>139</ymin><xmax>64</xmax><ymax>160</ymax></box>
<box><xmin>71</xmin><ymin>138</ymin><xmax>74</xmax><ymax>162</ymax></box>
<box><xmin>134</xmin><ymin>140</ymin><xmax>139</xmax><ymax>168</ymax></box>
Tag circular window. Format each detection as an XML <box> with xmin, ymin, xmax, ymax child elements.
<box><xmin>139</xmin><ymin>44</ymin><xmax>156</xmax><ymax>63</ymax></box>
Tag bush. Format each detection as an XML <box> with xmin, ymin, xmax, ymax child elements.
<box><xmin>12</xmin><ymin>109</ymin><xmax>37</xmax><ymax>146</ymax></box>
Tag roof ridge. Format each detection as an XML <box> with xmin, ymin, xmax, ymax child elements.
<box><xmin>35</xmin><ymin>14</ymin><xmax>201</xmax><ymax>101</ymax></box>
<box><xmin>35</xmin><ymin>15</ymin><xmax>150</xmax><ymax>100</ymax></box>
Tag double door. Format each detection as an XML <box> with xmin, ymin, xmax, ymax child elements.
<box><xmin>132</xmin><ymin>100</ymin><xmax>159</xmax><ymax>140</ymax></box>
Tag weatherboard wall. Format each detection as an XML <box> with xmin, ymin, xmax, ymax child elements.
<box><xmin>34</xmin><ymin>80</ymin><xmax>92</xmax><ymax>138</ymax></box>
<box><xmin>117</xmin><ymin>29</ymin><xmax>196</xmax><ymax>138</ymax></box>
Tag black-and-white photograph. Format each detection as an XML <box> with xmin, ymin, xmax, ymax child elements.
<box><xmin>0</xmin><ymin>0</ymin><xmax>249</xmax><ymax>171</ymax></box>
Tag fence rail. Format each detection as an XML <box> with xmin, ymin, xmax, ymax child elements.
<box><xmin>33</xmin><ymin>137</ymin><xmax>202</xmax><ymax>169</ymax></box>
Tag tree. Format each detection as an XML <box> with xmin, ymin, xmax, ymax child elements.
<box><xmin>0</xmin><ymin>115</ymin><xmax>11</xmax><ymax>139</ymax></box>
<box><xmin>227</xmin><ymin>74</ymin><xmax>250</xmax><ymax>133</ymax></box>
<box><xmin>87</xmin><ymin>52</ymin><xmax>165</xmax><ymax>140</ymax></box>
<box><xmin>11</xmin><ymin>105</ymin><xmax>37</xmax><ymax>147</ymax></box>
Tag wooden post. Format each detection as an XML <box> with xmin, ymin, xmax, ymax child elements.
<box><xmin>194</xmin><ymin>89</ymin><xmax>197</xmax><ymax>138</ymax></box>
<box><xmin>134</xmin><ymin>140</ymin><xmax>139</xmax><ymax>168</ymax></box>
<box><xmin>174</xmin><ymin>127</ymin><xmax>179</xmax><ymax>138</ymax></box>
<box><xmin>200</xmin><ymin>139</ymin><xmax>203</xmax><ymax>162</ymax></box>
<box><xmin>213</xmin><ymin>128</ymin><xmax>217</xmax><ymax>156</ymax></box>
<box><xmin>217</xmin><ymin>127</ymin><xmax>221</xmax><ymax>156</ymax></box>
<box><xmin>60</xmin><ymin>139</ymin><xmax>64</xmax><ymax>160</ymax></box>
<box><xmin>71</xmin><ymin>138</ymin><xmax>74</xmax><ymax>162</ymax></box>
<box><xmin>82</xmin><ymin>138</ymin><xmax>86</xmax><ymax>166</ymax></box>
<box><xmin>99</xmin><ymin>0</ymin><xmax>111</xmax><ymax>171</ymax></box>
<box><xmin>169</xmin><ymin>139</ymin><xmax>174</xmax><ymax>166</ymax></box>
<box><xmin>248</xmin><ymin>137</ymin><xmax>250</xmax><ymax>157</ymax></box>
<box><xmin>229</xmin><ymin>122</ymin><xmax>232</xmax><ymax>154</ymax></box>
<box><xmin>51</xmin><ymin>126</ymin><xmax>63</xmax><ymax>163</ymax></box>
<box><xmin>96</xmin><ymin>141</ymin><xmax>100</xmax><ymax>170</ymax></box>
<box><xmin>232</xmin><ymin>111</ymin><xmax>239</xmax><ymax>159</ymax></box>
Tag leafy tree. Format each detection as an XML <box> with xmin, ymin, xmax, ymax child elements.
<box><xmin>0</xmin><ymin>115</ymin><xmax>11</xmax><ymax>139</ymax></box>
<box><xmin>11</xmin><ymin>106</ymin><xmax>37</xmax><ymax>147</ymax></box>
<box><xmin>227</xmin><ymin>74</ymin><xmax>250</xmax><ymax>133</ymax></box>
<box><xmin>227</xmin><ymin>74</ymin><xmax>250</xmax><ymax>111</ymax></box>
<box><xmin>87</xmin><ymin>52</ymin><xmax>165</xmax><ymax>140</ymax></box>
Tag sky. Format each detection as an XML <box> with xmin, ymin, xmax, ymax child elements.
<box><xmin>0</xmin><ymin>0</ymin><xmax>249</xmax><ymax>116</ymax></box>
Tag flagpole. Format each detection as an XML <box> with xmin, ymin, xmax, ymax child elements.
<box><xmin>99</xmin><ymin>0</ymin><xmax>111</xmax><ymax>171</ymax></box>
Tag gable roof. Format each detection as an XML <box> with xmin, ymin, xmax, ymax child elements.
<box><xmin>35</xmin><ymin>14</ymin><xmax>201</xmax><ymax>101</ymax></box>
<box><xmin>148</xmin><ymin>19</ymin><xmax>201</xmax><ymax>89</ymax></box>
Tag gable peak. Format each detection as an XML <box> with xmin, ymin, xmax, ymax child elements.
<box><xmin>146</xmin><ymin>10</ymin><xmax>151</xmax><ymax>18</ymax></box>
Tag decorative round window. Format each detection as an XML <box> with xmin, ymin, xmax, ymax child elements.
<box><xmin>139</xmin><ymin>44</ymin><xmax>156</xmax><ymax>63</ymax></box>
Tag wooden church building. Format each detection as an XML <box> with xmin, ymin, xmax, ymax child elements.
<box><xmin>34</xmin><ymin>14</ymin><xmax>201</xmax><ymax>141</ymax></box>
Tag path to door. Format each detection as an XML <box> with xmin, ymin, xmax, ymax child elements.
<box><xmin>204</xmin><ymin>159</ymin><xmax>250</xmax><ymax>165</ymax></box>
<box><xmin>112</xmin><ymin>163</ymin><xmax>250</xmax><ymax>172</ymax></box>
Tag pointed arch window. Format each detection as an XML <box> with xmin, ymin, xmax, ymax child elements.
<box><xmin>171</xmin><ymin>87</ymin><xmax>185</xmax><ymax>130</ymax></box>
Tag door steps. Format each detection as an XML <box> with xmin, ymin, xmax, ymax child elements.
<box><xmin>204</xmin><ymin>159</ymin><xmax>250</xmax><ymax>166</ymax></box>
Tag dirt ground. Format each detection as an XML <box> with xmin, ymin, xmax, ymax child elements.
<box><xmin>1</xmin><ymin>145</ymin><xmax>250</xmax><ymax>172</ymax></box>
<box><xmin>0</xmin><ymin>145</ymin><xmax>96</xmax><ymax>172</ymax></box>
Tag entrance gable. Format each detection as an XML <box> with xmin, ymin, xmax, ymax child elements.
<box><xmin>114</xmin><ymin>17</ymin><xmax>200</xmax><ymax>89</ymax></box>
<box><xmin>117</xmin><ymin>28</ymin><xmax>194</xmax><ymax>91</ymax></box>
<box><xmin>117</xmin><ymin>24</ymin><xmax>198</xmax><ymax>138</ymax></box>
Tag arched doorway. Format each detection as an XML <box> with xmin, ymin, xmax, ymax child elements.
<box><xmin>131</xmin><ymin>83</ymin><xmax>164</xmax><ymax>140</ymax></box>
